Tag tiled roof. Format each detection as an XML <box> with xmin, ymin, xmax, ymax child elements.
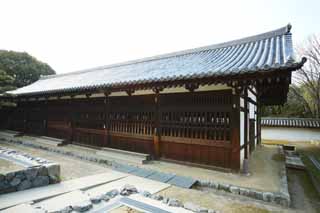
<box><xmin>261</xmin><ymin>117</ymin><xmax>320</xmax><ymax>129</ymax></box>
<box><xmin>7</xmin><ymin>24</ymin><xmax>305</xmax><ymax>96</ymax></box>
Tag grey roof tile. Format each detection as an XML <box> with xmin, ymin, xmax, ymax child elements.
<box><xmin>7</xmin><ymin>24</ymin><xmax>304</xmax><ymax>96</ymax></box>
<box><xmin>261</xmin><ymin>117</ymin><xmax>320</xmax><ymax>129</ymax></box>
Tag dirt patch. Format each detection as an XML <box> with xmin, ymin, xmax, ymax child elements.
<box><xmin>142</xmin><ymin>145</ymin><xmax>282</xmax><ymax>192</ymax></box>
<box><xmin>157</xmin><ymin>186</ymin><xmax>294</xmax><ymax>213</ymax></box>
<box><xmin>0</xmin><ymin>158</ymin><xmax>24</xmax><ymax>173</ymax></box>
<box><xmin>287</xmin><ymin>169</ymin><xmax>320</xmax><ymax>213</ymax></box>
<box><xmin>0</xmin><ymin>142</ymin><xmax>111</xmax><ymax>181</ymax></box>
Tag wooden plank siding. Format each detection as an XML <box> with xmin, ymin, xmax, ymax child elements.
<box><xmin>6</xmin><ymin>89</ymin><xmax>241</xmax><ymax>170</ymax></box>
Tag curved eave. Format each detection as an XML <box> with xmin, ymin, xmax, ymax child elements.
<box><xmin>7</xmin><ymin>58</ymin><xmax>306</xmax><ymax>98</ymax></box>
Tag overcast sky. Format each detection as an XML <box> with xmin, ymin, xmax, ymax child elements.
<box><xmin>0</xmin><ymin>0</ymin><xmax>319</xmax><ymax>74</ymax></box>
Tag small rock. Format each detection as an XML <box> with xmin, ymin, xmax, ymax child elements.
<box><xmin>140</xmin><ymin>190</ymin><xmax>151</xmax><ymax>197</ymax></box>
<box><xmin>105</xmin><ymin>189</ymin><xmax>119</xmax><ymax>198</ymax></box>
<box><xmin>57</xmin><ymin>206</ymin><xmax>73</xmax><ymax>213</ymax></box>
<box><xmin>198</xmin><ymin>207</ymin><xmax>209</xmax><ymax>213</ymax></box>
<box><xmin>90</xmin><ymin>195</ymin><xmax>102</xmax><ymax>204</ymax></box>
<box><xmin>72</xmin><ymin>201</ymin><xmax>93</xmax><ymax>212</ymax></box>
<box><xmin>239</xmin><ymin>188</ymin><xmax>250</xmax><ymax>196</ymax></box>
<box><xmin>101</xmin><ymin>194</ymin><xmax>111</xmax><ymax>202</ymax></box>
<box><xmin>32</xmin><ymin>176</ymin><xmax>49</xmax><ymax>187</ymax></box>
<box><xmin>167</xmin><ymin>198</ymin><xmax>182</xmax><ymax>207</ymax></box>
<box><xmin>219</xmin><ymin>183</ymin><xmax>230</xmax><ymax>192</ymax></box>
<box><xmin>120</xmin><ymin>184</ymin><xmax>138</xmax><ymax>196</ymax></box>
<box><xmin>25</xmin><ymin>168</ymin><xmax>38</xmax><ymax>180</ymax></box>
<box><xmin>17</xmin><ymin>180</ymin><xmax>32</xmax><ymax>191</ymax></box>
<box><xmin>229</xmin><ymin>186</ymin><xmax>240</xmax><ymax>194</ymax></box>
<box><xmin>162</xmin><ymin>197</ymin><xmax>169</xmax><ymax>204</ymax></box>
<box><xmin>37</xmin><ymin>166</ymin><xmax>48</xmax><ymax>176</ymax></box>
<box><xmin>46</xmin><ymin>163</ymin><xmax>60</xmax><ymax>179</ymax></box>
<box><xmin>262</xmin><ymin>192</ymin><xmax>274</xmax><ymax>202</ymax></box>
<box><xmin>208</xmin><ymin>209</ymin><xmax>216</xmax><ymax>213</ymax></box>
<box><xmin>6</xmin><ymin>172</ymin><xmax>15</xmax><ymax>181</ymax></box>
<box><xmin>151</xmin><ymin>194</ymin><xmax>163</xmax><ymax>201</ymax></box>
<box><xmin>0</xmin><ymin>174</ymin><xmax>5</xmax><ymax>182</ymax></box>
<box><xmin>209</xmin><ymin>181</ymin><xmax>219</xmax><ymax>189</ymax></box>
<box><xmin>10</xmin><ymin>177</ymin><xmax>21</xmax><ymax>187</ymax></box>
<box><xmin>184</xmin><ymin>202</ymin><xmax>201</xmax><ymax>212</ymax></box>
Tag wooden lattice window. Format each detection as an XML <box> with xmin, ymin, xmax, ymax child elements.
<box><xmin>159</xmin><ymin>90</ymin><xmax>232</xmax><ymax>142</ymax></box>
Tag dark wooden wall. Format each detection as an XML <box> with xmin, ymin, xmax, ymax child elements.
<box><xmin>6</xmin><ymin>89</ymin><xmax>241</xmax><ymax>170</ymax></box>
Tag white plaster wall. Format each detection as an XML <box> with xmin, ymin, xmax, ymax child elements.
<box><xmin>248</xmin><ymin>88</ymin><xmax>257</xmax><ymax>146</ymax></box>
<box><xmin>262</xmin><ymin>127</ymin><xmax>320</xmax><ymax>142</ymax></box>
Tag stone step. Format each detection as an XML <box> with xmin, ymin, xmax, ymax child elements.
<box><xmin>101</xmin><ymin>147</ymin><xmax>150</xmax><ymax>160</ymax></box>
<box><xmin>96</xmin><ymin>150</ymin><xmax>148</xmax><ymax>165</ymax></box>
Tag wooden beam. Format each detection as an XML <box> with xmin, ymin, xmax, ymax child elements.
<box><xmin>230</xmin><ymin>90</ymin><xmax>240</xmax><ymax>171</ymax></box>
<box><xmin>244</xmin><ymin>87</ymin><xmax>249</xmax><ymax>160</ymax></box>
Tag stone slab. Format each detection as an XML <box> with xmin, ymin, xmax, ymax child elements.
<box><xmin>86</xmin><ymin>175</ymin><xmax>170</xmax><ymax>196</ymax></box>
<box><xmin>285</xmin><ymin>156</ymin><xmax>305</xmax><ymax>170</ymax></box>
<box><xmin>146</xmin><ymin>171</ymin><xmax>176</xmax><ymax>183</ymax></box>
<box><xmin>1</xmin><ymin>203</ymin><xmax>45</xmax><ymax>213</ymax></box>
<box><xmin>129</xmin><ymin>167</ymin><xmax>156</xmax><ymax>178</ymax></box>
<box><xmin>35</xmin><ymin>190</ymin><xmax>90</xmax><ymax>212</ymax></box>
<box><xmin>0</xmin><ymin>171</ymin><xmax>127</xmax><ymax>210</ymax></box>
<box><xmin>167</xmin><ymin>175</ymin><xmax>197</xmax><ymax>189</ymax></box>
<box><xmin>128</xmin><ymin>194</ymin><xmax>193</xmax><ymax>213</ymax></box>
<box><xmin>112</xmin><ymin>163</ymin><xmax>139</xmax><ymax>173</ymax></box>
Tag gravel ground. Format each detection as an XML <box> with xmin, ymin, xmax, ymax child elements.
<box><xmin>157</xmin><ymin>186</ymin><xmax>297</xmax><ymax>213</ymax></box>
<box><xmin>142</xmin><ymin>145</ymin><xmax>282</xmax><ymax>192</ymax></box>
<box><xmin>0</xmin><ymin>158</ymin><xmax>24</xmax><ymax>173</ymax></box>
<box><xmin>0</xmin><ymin>142</ymin><xmax>112</xmax><ymax>181</ymax></box>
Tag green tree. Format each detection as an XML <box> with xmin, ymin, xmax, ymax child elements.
<box><xmin>0</xmin><ymin>50</ymin><xmax>55</xmax><ymax>88</ymax></box>
<box><xmin>0</xmin><ymin>69</ymin><xmax>16</xmax><ymax>108</ymax></box>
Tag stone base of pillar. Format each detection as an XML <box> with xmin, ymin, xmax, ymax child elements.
<box><xmin>242</xmin><ymin>158</ymin><xmax>250</xmax><ymax>175</ymax></box>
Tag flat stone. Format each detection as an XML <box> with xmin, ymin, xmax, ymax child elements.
<box><xmin>167</xmin><ymin>198</ymin><xmax>182</xmax><ymax>207</ymax></box>
<box><xmin>140</xmin><ymin>190</ymin><xmax>151</xmax><ymax>197</ymax></box>
<box><xmin>162</xmin><ymin>197</ymin><xmax>169</xmax><ymax>204</ymax></box>
<box><xmin>105</xmin><ymin>189</ymin><xmax>119</xmax><ymax>198</ymax></box>
<box><xmin>229</xmin><ymin>186</ymin><xmax>240</xmax><ymax>195</ymax></box>
<box><xmin>72</xmin><ymin>200</ymin><xmax>93</xmax><ymax>212</ymax></box>
<box><xmin>32</xmin><ymin>176</ymin><xmax>49</xmax><ymax>187</ymax></box>
<box><xmin>17</xmin><ymin>180</ymin><xmax>32</xmax><ymax>191</ymax></box>
<box><xmin>6</xmin><ymin>172</ymin><xmax>15</xmax><ymax>181</ymax></box>
<box><xmin>120</xmin><ymin>184</ymin><xmax>138</xmax><ymax>196</ymax></box>
<box><xmin>46</xmin><ymin>163</ymin><xmax>60</xmax><ymax>178</ymax></box>
<box><xmin>37</xmin><ymin>167</ymin><xmax>48</xmax><ymax>176</ymax></box>
<box><xmin>184</xmin><ymin>202</ymin><xmax>201</xmax><ymax>212</ymax></box>
<box><xmin>55</xmin><ymin>206</ymin><xmax>73</xmax><ymax>213</ymax></box>
<box><xmin>151</xmin><ymin>194</ymin><xmax>163</xmax><ymax>201</ymax></box>
<box><xmin>25</xmin><ymin>168</ymin><xmax>38</xmax><ymax>180</ymax></box>
<box><xmin>10</xmin><ymin>177</ymin><xmax>21</xmax><ymax>187</ymax></box>
<box><xmin>239</xmin><ymin>188</ymin><xmax>250</xmax><ymax>196</ymax></box>
<box><xmin>209</xmin><ymin>181</ymin><xmax>219</xmax><ymax>189</ymax></box>
<box><xmin>90</xmin><ymin>194</ymin><xmax>102</xmax><ymax>204</ymax></box>
<box><xmin>100</xmin><ymin>194</ymin><xmax>111</xmax><ymax>202</ymax></box>
<box><xmin>219</xmin><ymin>183</ymin><xmax>230</xmax><ymax>192</ymax></box>
<box><xmin>262</xmin><ymin>192</ymin><xmax>275</xmax><ymax>202</ymax></box>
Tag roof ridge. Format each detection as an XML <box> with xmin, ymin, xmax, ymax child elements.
<box><xmin>40</xmin><ymin>24</ymin><xmax>292</xmax><ymax>80</ymax></box>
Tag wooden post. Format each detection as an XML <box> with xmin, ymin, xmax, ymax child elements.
<box><xmin>44</xmin><ymin>99</ymin><xmax>48</xmax><ymax>136</ymax></box>
<box><xmin>244</xmin><ymin>87</ymin><xmax>249</xmax><ymax>159</ymax></box>
<box><xmin>153</xmin><ymin>88</ymin><xmax>161</xmax><ymax>159</ymax></box>
<box><xmin>69</xmin><ymin>97</ymin><xmax>74</xmax><ymax>143</ymax></box>
<box><xmin>104</xmin><ymin>92</ymin><xmax>111</xmax><ymax>147</ymax></box>
<box><xmin>230</xmin><ymin>88</ymin><xmax>240</xmax><ymax>171</ymax></box>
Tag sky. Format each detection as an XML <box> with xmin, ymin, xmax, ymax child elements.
<box><xmin>0</xmin><ymin>0</ymin><xmax>319</xmax><ymax>74</ymax></box>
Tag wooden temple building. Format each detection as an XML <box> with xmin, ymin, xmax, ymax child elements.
<box><xmin>0</xmin><ymin>25</ymin><xmax>306</xmax><ymax>171</ymax></box>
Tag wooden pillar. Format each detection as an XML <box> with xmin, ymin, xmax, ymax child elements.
<box><xmin>153</xmin><ymin>88</ymin><xmax>161</xmax><ymax>159</ymax></box>
<box><xmin>44</xmin><ymin>99</ymin><xmax>48</xmax><ymax>136</ymax></box>
<box><xmin>69</xmin><ymin>97</ymin><xmax>74</xmax><ymax>143</ymax></box>
<box><xmin>244</xmin><ymin>87</ymin><xmax>249</xmax><ymax>159</ymax></box>
<box><xmin>104</xmin><ymin>92</ymin><xmax>111</xmax><ymax>147</ymax></box>
<box><xmin>230</xmin><ymin>88</ymin><xmax>240</xmax><ymax>171</ymax></box>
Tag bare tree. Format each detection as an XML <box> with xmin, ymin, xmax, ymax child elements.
<box><xmin>293</xmin><ymin>34</ymin><xmax>320</xmax><ymax>118</ymax></box>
